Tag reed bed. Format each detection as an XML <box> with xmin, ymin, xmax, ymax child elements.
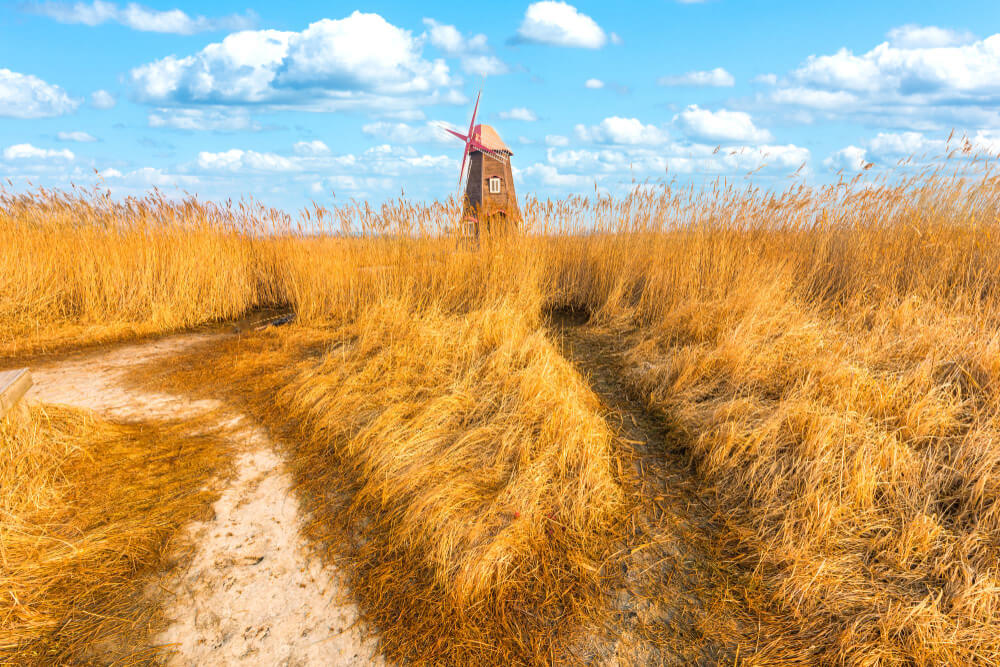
<box><xmin>0</xmin><ymin>187</ymin><xmax>289</xmax><ymax>359</ymax></box>
<box><xmin>0</xmin><ymin>405</ymin><xmax>230</xmax><ymax>664</ymax></box>
<box><xmin>4</xmin><ymin>153</ymin><xmax>1000</xmax><ymax>663</ymax></box>
<box><xmin>542</xmin><ymin>168</ymin><xmax>1000</xmax><ymax>664</ymax></box>
<box><xmin>149</xmin><ymin>242</ymin><xmax>628</xmax><ymax>662</ymax></box>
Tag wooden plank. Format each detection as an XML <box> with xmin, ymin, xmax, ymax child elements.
<box><xmin>0</xmin><ymin>368</ymin><xmax>32</xmax><ymax>419</ymax></box>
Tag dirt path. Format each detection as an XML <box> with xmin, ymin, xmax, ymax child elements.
<box><xmin>549</xmin><ymin>314</ymin><xmax>748</xmax><ymax>665</ymax></box>
<box><xmin>22</xmin><ymin>334</ymin><xmax>384</xmax><ymax>666</ymax></box>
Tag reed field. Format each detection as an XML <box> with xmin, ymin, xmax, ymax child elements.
<box><xmin>3</xmin><ymin>158</ymin><xmax>1000</xmax><ymax>664</ymax></box>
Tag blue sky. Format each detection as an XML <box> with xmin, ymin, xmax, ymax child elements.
<box><xmin>2</xmin><ymin>0</ymin><xmax>999</xmax><ymax>211</ymax></box>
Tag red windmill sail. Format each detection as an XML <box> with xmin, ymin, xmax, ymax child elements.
<box><xmin>439</xmin><ymin>89</ymin><xmax>519</xmax><ymax>238</ymax></box>
<box><xmin>443</xmin><ymin>90</ymin><xmax>509</xmax><ymax>191</ymax></box>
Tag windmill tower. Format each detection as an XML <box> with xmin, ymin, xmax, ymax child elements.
<box><xmin>444</xmin><ymin>91</ymin><xmax>520</xmax><ymax>238</ymax></box>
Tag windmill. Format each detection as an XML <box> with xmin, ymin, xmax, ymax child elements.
<box><xmin>441</xmin><ymin>90</ymin><xmax>520</xmax><ymax>238</ymax></box>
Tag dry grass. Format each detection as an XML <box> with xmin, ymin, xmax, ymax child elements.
<box><xmin>150</xmin><ymin>286</ymin><xmax>628</xmax><ymax>663</ymax></box>
<box><xmin>0</xmin><ymin>405</ymin><xmax>230</xmax><ymax>664</ymax></box>
<box><xmin>0</xmin><ymin>187</ymin><xmax>289</xmax><ymax>359</ymax></box>
<box><xmin>5</xmin><ymin>155</ymin><xmax>1000</xmax><ymax>664</ymax></box>
<box><xmin>543</xmin><ymin>169</ymin><xmax>1000</xmax><ymax>664</ymax></box>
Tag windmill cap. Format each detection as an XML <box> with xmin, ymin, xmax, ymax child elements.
<box><xmin>473</xmin><ymin>124</ymin><xmax>512</xmax><ymax>155</ymax></box>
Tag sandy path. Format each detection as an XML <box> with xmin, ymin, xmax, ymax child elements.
<box><xmin>22</xmin><ymin>334</ymin><xmax>384</xmax><ymax>666</ymax></box>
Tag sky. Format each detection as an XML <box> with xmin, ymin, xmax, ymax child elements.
<box><xmin>2</xmin><ymin>0</ymin><xmax>1000</xmax><ymax>212</ymax></box>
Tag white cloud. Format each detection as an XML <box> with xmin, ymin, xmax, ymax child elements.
<box><xmin>98</xmin><ymin>167</ymin><xmax>122</xmax><ymax>178</ymax></box>
<box><xmin>515</xmin><ymin>1</ymin><xmax>608</xmax><ymax>49</ymax></box>
<box><xmin>824</xmin><ymin>145</ymin><xmax>869</xmax><ymax>172</ymax></box>
<box><xmin>499</xmin><ymin>107</ymin><xmax>538</xmax><ymax>122</ymax></box>
<box><xmin>90</xmin><ymin>89</ymin><xmax>116</xmax><ymax>109</ymax></box>
<box><xmin>125</xmin><ymin>167</ymin><xmax>200</xmax><ymax>187</ymax></box>
<box><xmin>130</xmin><ymin>12</ymin><xmax>456</xmax><ymax>109</ymax></box>
<box><xmin>770</xmin><ymin>87</ymin><xmax>859</xmax><ymax>110</ymax></box>
<box><xmin>277</xmin><ymin>15</ymin><xmax>449</xmax><ymax>93</ymax></box>
<box><xmin>362</xmin><ymin>121</ymin><xmax>446</xmax><ymax>144</ymax></box>
<box><xmin>585</xmin><ymin>78</ymin><xmax>604</xmax><ymax>89</ymax></box>
<box><xmin>0</xmin><ymin>69</ymin><xmax>79</xmax><ymax>118</ymax></box>
<box><xmin>422</xmin><ymin>18</ymin><xmax>486</xmax><ymax>55</ymax></box>
<box><xmin>546</xmin><ymin>147</ymin><xmax>628</xmax><ymax>172</ymax></box>
<box><xmin>770</xmin><ymin>33</ymin><xmax>1000</xmax><ymax>122</ymax></box>
<box><xmin>197</xmin><ymin>149</ymin><xmax>301</xmax><ymax>173</ymax></box>
<box><xmin>720</xmin><ymin>144</ymin><xmax>810</xmax><ymax>171</ymax></box>
<box><xmin>658</xmin><ymin>67</ymin><xmax>735</xmax><ymax>87</ymax></box>
<box><xmin>754</xmin><ymin>73</ymin><xmax>778</xmax><ymax>86</ymax></box>
<box><xmin>546</xmin><ymin>134</ymin><xmax>570</xmax><ymax>147</ymax></box>
<box><xmin>26</xmin><ymin>1</ymin><xmax>256</xmax><ymax>34</ymax></box>
<box><xmin>970</xmin><ymin>130</ymin><xmax>1000</xmax><ymax>155</ymax></box>
<box><xmin>57</xmin><ymin>131</ymin><xmax>97</xmax><ymax>142</ymax></box>
<box><xmin>865</xmin><ymin>131</ymin><xmax>947</xmax><ymax>158</ymax></box>
<box><xmin>519</xmin><ymin>163</ymin><xmax>595</xmax><ymax>187</ymax></box>
<box><xmin>575</xmin><ymin>117</ymin><xmax>669</xmax><ymax>145</ymax></box>
<box><xmin>462</xmin><ymin>55</ymin><xmax>508</xmax><ymax>76</ymax></box>
<box><xmin>148</xmin><ymin>108</ymin><xmax>257</xmax><ymax>131</ymax></box>
<box><xmin>824</xmin><ymin>131</ymin><xmax>998</xmax><ymax>174</ymax></box>
<box><xmin>293</xmin><ymin>140</ymin><xmax>331</xmax><ymax>156</ymax></box>
<box><xmin>423</xmin><ymin>18</ymin><xmax>507</xmax><ymax>77</ymax></box>
<box><xmin>675</xmin><ymin>105</ymin><xmax>773</xmax><ymax>144</ymax></box>
<box><xmin>192</xmin><ymin>143</ymin><xmax>453</xmax><ymax>190</ymax></box>
<box><xmin>3</xmin><ymin>143</ymin><xmax>75</xmax><ymax>160</ymax></box>
<box><xmin>887</xmin><ymin>24</ymin><xmax>975</xmax><ymax>49</ymax></box>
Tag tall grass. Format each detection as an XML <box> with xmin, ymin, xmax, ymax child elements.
<box><xmin>0</xmin><ymin>405</ymin><xmax>230</xmax><ymax>663</ymax></box>
<box><xmin>4</xmin><ymin>157</ymin><xmax>1000</xmax><ymax>663</ymax></box>
<box><xmin>0</xmin><ymin>187</ymin><xmax>288</xmax><ymax>358</ymax></box>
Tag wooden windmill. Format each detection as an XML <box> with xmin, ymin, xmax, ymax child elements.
<box><xmin>444</xmin><ymin>91</ymin><xmax>521</xmax><ymax>238</ymax></box>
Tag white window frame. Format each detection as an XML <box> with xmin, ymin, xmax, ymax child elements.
<box><xmin>488</xmin><ymin>176</ymin><xmax>502</xmax><ymax>194</ymax></box>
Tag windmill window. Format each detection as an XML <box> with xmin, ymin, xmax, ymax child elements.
<box><xmin>488</xmin><ymin>177</ymin><xmax>502</xmax><ymax>194</ymax></box>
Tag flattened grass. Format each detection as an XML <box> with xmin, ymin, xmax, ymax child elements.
<box><xmin>0</xmin><ymin>406</ymin><xmax>230</xmax><ymax>664</ymax></box>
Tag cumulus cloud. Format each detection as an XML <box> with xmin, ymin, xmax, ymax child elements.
<box><xmin>518</xmin><ymin>163</ymin><xmax>596</xmax><ymax>187</ymax></box>
<box><xmin>675</xmin><ymin>105</ymin><xmax>773</xmax><ymax>143</ymax></box>
<box><xmin>546</xmin><ymin>134</ymin><xmax>570</xmax><ymax>147</ymax></box>
<box><xmin>293</xmin><ymin>140</ymin><xmax>331</xmax><ymax>156</ymax></box>
<box><xmin>362</xmin><ymin>121</ymin><xmax>447</xmax><ymax>144</ymax></box>
<box><xmin>658</xmin><ymin>67</ymin><xmax>735</xmax><ymax>87</ymax></box>
<box><xmin>865</xmin><ymin>131</ymin><xmax>947</xmax><ymax>158</ymax></box>
<box><xmin>25</xmin><ymin>1</ymin><xmax>256</xmax><ymax>34</ymax></box>
<box><xmin>422</xmin><ymin>18</ymin><xmax>486</xmax><ymax>55</ymax></box>
<box><xmin>768</xmin><ymin>32</ymin><xmax>1000</xmax><ymax>126</ymax></box>
<box><xmin>720</xmin><ymin>144</ymin><xmax>810</xmax><ymax>171</ymax></box>
<box><xmin>148</xmin><ymin>108</ymin><xmax>257</xmax><ymax>131</ymax></box>
<box><xmin>422</xmin><ymin>19</ymin><xmax>508</xmax><ymax>77</ymax></box>
<box><xmin>499</xmin><ymin>107</ymin><xmax>538</xmax><ymax>122</ymax></box>
<box><xmin>192</xmin><ymin>142</ymin><xmax>453</xmax><ymax>198</ymax></box>
<box><xmin>3</xmin><ymin>143</ymin><xmax>75</xmax><ymax>160</ymax></box>
<box><xmin>575</xmin><ymin>117</ymin><xmax>669</xmax><ymax>145</ymax></box>
<box><xmin>514</xmin><ymin>1</ymin><xmax>608</xmax><ymax>49</ymax></box>
<box><xmin>824</xmin><ymin>145</ymin><xmax>869</xmax><ymax>172</ymax></box>
<box><xmin>197</xmin><ymin>149</ymin><xmax>301</xmax><ymax>173</ymax></box>
<box><xmin>104</xmin><ymin>166</ymin><xmax>200</xmax><ymax>187</ymax></box>
<box><xmin>523</xmin><ymin>140</ymin><xmax>811</xmax><ymax>192</ymax></box>
<box><xmin>57</xmin><ymin>131</ymin><xmax>97</xmax><ymax>142</ymax></box>
<box><xmin>462</xmin><ymin>55</ymin><xmax>508</xmax><ymax>76</ymax></box>
<box><xmin>0</xmin><ymin>69</ymin><xmax>79</xmax><ymax>118</ymax></box>
<box><xmin>886</xmin><ymin>24</ymin><xmax>975</xmax><ymax>49</ymax></box>
<box><xmin>585</xmin><ymin>78</ymin><xmax>604</xmax><ymax>89</ymax></box>
<box><xmin>129</xmin><ymin>12</ymin><xmax>456</xmax><ymax>111</ymax></box>
<box><xmin>770</xmin><ymin>86</ymin><xmax>858</xmax><ymax>110</ymax></box>
<box><xmin>90</xmin><ymin>89</ymin><xmax>116</xmax><ymax>109</ymax></box>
